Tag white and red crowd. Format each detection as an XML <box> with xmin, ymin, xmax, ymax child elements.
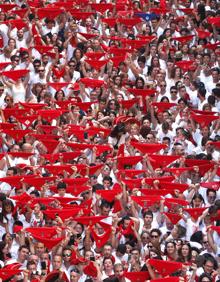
<box><xmin>0</xmin><ymin>0</ymin><xmax>219</xmax><ymax>281</ymax></box>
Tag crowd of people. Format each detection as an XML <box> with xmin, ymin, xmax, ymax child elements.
<box><xmin>0</xmin><ymin>0</ymin><xmax>219</xmax><ymax>281</ymax></box>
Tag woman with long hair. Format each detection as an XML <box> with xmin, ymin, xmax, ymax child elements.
<box><xmin>177</xmin><ymin>242</ymin><xmax>192</xmax><ymax>263</ymax></box>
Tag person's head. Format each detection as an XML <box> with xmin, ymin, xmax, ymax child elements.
<box><xmin>198</xmin><ymin>273</ymin><xmax>212</xmax><ymax>282</ymax></box>
<box><xmin>62</xmin><ymin>247</ymin><xmax>72</xmax><ymax>263</ymax></box>
<box><xmin>211</xmin><ymin>67</ymin><xmax>220</xmax><ymax>82</ymax></box>
<box><xmin>28</xmin><ymin>254</ymin><xmax>39</xmax><ymax>265</ymax></box>
<box><xmin>150</xmin><ymin>229</ymin><xmax>161</xmax><ymax>245</ymax></box>
<box><xmin>191</xmin><ymin>193</ymin><xmax>204</xmax><ymax>208</ymax></box>
<box><xmin>103</xmin><ymin>257</ymin><xmax>114</xmax><ymax>271</ymax></box>
<box><xmin>0</xmin><ymin>241</ymin><xmax>9</xmax><ymax>261</ymax></box>
<box><xmin>18</xmin><ymin>245</ymin><xmax>29</xmax><ymax>262</ymax></box>
<box><xmin>203</xmin><ymin>256</ymin><xmax>217</xmax><ymax>274</ymax></box>
<box><xmin>114</xmin><ymin>263</ymin><xmax>124</xmax><ymax>277</ymax></box>
<box><xmin>52</xmin><ymin>254</ymin><xmax>62</xmax><ymax>270</ymax></box>
<box><xmin>206</xmin><ymin>189</ymin><xmax>216</xmax><ymax>205</ymax></box>
<box><xmin>143</xmin><ymin>211</ymin><xmax>153</xmax><ymax>226</ymax></box>
<box><xmin>38</xmin><ymin>66</ymin><xmax>46</xmax><ymax>77</ymax></box>
<box><xmin>27</xmin><ymin>260</ymin><xmax>37</xmax><ymax>273</ymax></box>
<box><xmin>11</xmin><ymin>55</ymin><xmax>20</xmax><ymax>67</ymax></box>
<box><xmin>174</xmin><ymin>143</ymin><xmax>185</xmax><ymax>156</ymax></box>
<box><xmin>56</xmin><ymin>182</ymin><xmax>67</xmax><ymax>196</ymax></box>
<box><xmin>7</xmin><ymin>166</ymin><xmax>18</xmax><ymax>176</ymax></box>
<box><xmin>84</xmin><ymin>250</ymin><xmax>94</xmax><ymax>261</ymax></box>
<box><xmin>171</xmin><ymin>224</ymin><xmax>186</xmax><ymax>239</ymax></box>
<box><xmin>146</xmin><ymin>132</ymin><xmax>156</xmax><ymax>143</ymax></box>
<box><xmin>198</xmin><ymin>87</ymin><xmax>206</xmax><ymax>100</ymax></box>
<box><xmin>103</xmin><ymin>176</ymin><xmax>113</xmax><ymax>189</ymax></box>
<box><xmin>191</xmin><ymin>247</ymin><xmax>200</xmax><ymax>263</ymax></box>
<box><xmin>131</xmin><ymin>248</ymin><xmax>140</xmax><ymax>262</ymax></box>
<box><xmin>2</xmin><ymin>199</ymin><xmax>14</xmax><ymax>215</ymax></box>
<box><xmin>178</xmin><ymin>243</ymin><xmax>192</xmax><ymax>262</ymax></box>
<box><xmin>100</xmin><ymin>201</ymin><xmax>111</xmax><ymax>216</ymax></box>
<box><xmin>164</xmin><ymin>241</ymin><xmax>176</xmax><ymax>256</ymax></box>
<box><xmin>70</xmin><ymin>267</ymin><xmax>81</xmax><ymax>282</ymax></box>
<box><xmin>170</xmin><ymin>85</ymin><xmax>178</xmax><ymax>97</ymax></box>
<box><xmin>35</xmin><ymin>242</ymin><xmax>45</xmax><ymax>257</ymax></box>
<box><xmin>102</xmin><ymin>243</ymin><xmax>113</xmax><ymax>258</ymax></box>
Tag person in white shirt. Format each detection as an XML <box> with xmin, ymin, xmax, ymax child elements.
<box><xmin>53</xmin><ymin>181</ymin><xmax>75</xmax><ymax>199</ymax></box>
<box><xmin>0</xmin><ymin>82</ymin><xmax>6</xmax><ymax>109</ymax></box>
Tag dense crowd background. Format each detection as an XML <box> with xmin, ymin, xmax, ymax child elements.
<box><xmin>0</xmin><ymin>0</ymin><xmax>219</xmax><ymax>281</ymax></box>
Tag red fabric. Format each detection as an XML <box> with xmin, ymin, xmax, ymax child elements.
<box><xmin>131</xmin><ymin>142</ymin><xmax>167</xmax><ymax>154</ymax></box>
<box><xmin>163</xmin><ymin>212</ymin><xmax>182</xmax><ymax>224</ymax></box>
<box><xmin>148</xmin><ymin>154</ymin><xmax>181</xmax><ymax>168</ymax></box>
<box><xmin>26</xmin><ymin>227</ymin><xmax>57</xmax><ymax>238</ymax></box>
<box><xmin>43</xmin><ymin>208</ymin><xmax>81</xmax><ymax>220</ymax></box>
<box><xmin>200</xmin><ymin>181</ymin><xmax>220</xmax><ymax>190</ymax></box>
<box><xmin>37</xmin><ymin>7</ymin><xmax>63</xmax><ymax>19</ymax></box>
<box><xmin>73</xmin><ymin>215</ymin><xmax>108</xmax><ymax>225</ymax></box>
<box><xmin>101</xmin><ymin>18</ymin><xmax>117</xmax><ymax>27</ymax></box>
<box><xmin>85</xmin><ymin>59</ymin><xmax>108</xmax><ymax>70</ymax></box>
<box><xmin>2</xmin><ymin>69</ymin><xmax>29</xmax><ymax>81</ymax></box>
<box><xmin>11</xmin><ymin>8</ymin><xmax>28</xmax><ymax>18</ymax></box>
<box><xmin>0</xmin><ymin>269</ymin><xmax>22</xmax><ymax>280</ymax></box>
<box><xmin>148</xmin><ymin>259</ymin><xmax>182</xmax><ymax>276</ymax></box>
<box><xmin>190</xmin><ymin>112</ymin><xmax>219</xmax><ymax>127</ymax></box>
<box><xmin>184</xmin><ymin>207</ymin><xmax>207</xmax><ymax>220</ymax></box>
<box><xmin>85</xmin><ymin>52</ymin><xmax>105</xmax><ymax>60</ymax></box>
<box><xmin>117</xmin><ymin>18</ymin><xmax>142</xmax><ymax>26</ymax></box>
<box><xmin>83</xmin><ymin>261</ymin><xmax>98</xmax><ymax>278</ymax></box>
<box><xmin>90</xmin><ymin>3</ymin><xmax>113</xmax><ymax>13</ymax></box>
<box><xmin>0</xmin><ymin>4</ymin><xmax>17</xmax><ymax>11</ymax></box>
<box><xmin>196</xmin><ymin>28</ymin><xmax>211</xmax><ymax>39</ymax></box>
<box><xmin>123</xmin><ymin>271</ymin><xmax>150</xmax><ymax>282</ymax></box>
<box><xmin>90</xmin><ymin>226</ymin><xmax>112</xmax><ymax>248</ymax></box>
<box><xmin>172</xmin><ymin>35</ymin><xmax>194</xmax><ymax>44</ymax></box>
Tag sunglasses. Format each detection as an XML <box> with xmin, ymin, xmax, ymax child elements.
<box><xmin>39</xmin><ymin>70</ymin><xmax>45</xmax><ymax>72</ymax></box>
<box><xmin>151</xmin><ymin>235</ymin><xmax>159</xmax><ymax>238</ymax></box>
<box><xmin>171</xmin><ymin>91</ymin><xmax>177</xmax><ymax>93</ymax></box>
<box><xmin>63</xmin><ymin>253</ymin><xmax>71</xmax><ymax>257</ymax></box>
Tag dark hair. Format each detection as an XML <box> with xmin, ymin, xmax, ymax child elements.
<box><xmin>203</xmin><ymin>254</ymin><xmax>218</xmax><ymax>270</ymax></box>
<box><xmin>207</xmin><ymin>189</ymin><xmax>216</xmax><ymax>197</ymax></box>
<box><xmin>116</xmin><ymin>244</ymin><xmax>126</xmax><ymax>255</ymax></box>
<box><xmin>164</xmin><ymin>241</ymin><xmax>176</xmax><ymax>256</ymax></box>
<box><xmin>191</xmin><ymin>193</ymin><xmax>204</xmax><ymax>207</ymax></box>
<box><xmin>198</xmin><ymin>87</ymin><xmax>206</xmax><ymax>98</ymax></box>
<box><xmin>198</xmin><ymin>273</ymin><xmax>212</xmax><ymax>282</ymax></box>
<box><xmin>143</xmin><ymin>210</ymin><xmax>153</xmax><ymax>218</ymax></box>
<box><xmin>110</xmin><ymin>123</ymin><xmax>126</xmax><ymax>138</ymax></box>
<box><xmin>18</xmin><ymin>245</ymin><xmax>29</xmax><ymax>252</ymax></box>
<box><xmin>0</xmin><ymin>241</ymin><xmax>9</xmax><ymax>261</ymax></box>
<box><xmin>150</xmin><ymin>228</ymin><xmax>162</xmax><ymax>237</ymax></box>
<box><xmin>7</xmin><ymin>166</ymin><xmax>19</xmax><ymax>175</ymax></box>
<box><xmin>177</xmin><ymin>243</ymin><xmax>192</xmax><ymax>262</ymax></box>
<box><xmin>57</xmin><ymin>182</ymin><xmax>67</xmax><ymax>190</ymax></box>
<box><xmin>54</xmin><ymin>90</ymin><xmax>65</xmax><ymax>101</ymax></box>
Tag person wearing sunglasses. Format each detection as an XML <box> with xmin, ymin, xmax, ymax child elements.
<box><xmin>62</xmin><ymin>247</ymin><xmax>73</xmax><ymax>277</ymax></box>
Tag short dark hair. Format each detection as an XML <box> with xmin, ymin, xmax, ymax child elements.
<box><xmin>57</xmin><ymin>182</ymin><xmax>67</xmax><ymax>190</ymax></box>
